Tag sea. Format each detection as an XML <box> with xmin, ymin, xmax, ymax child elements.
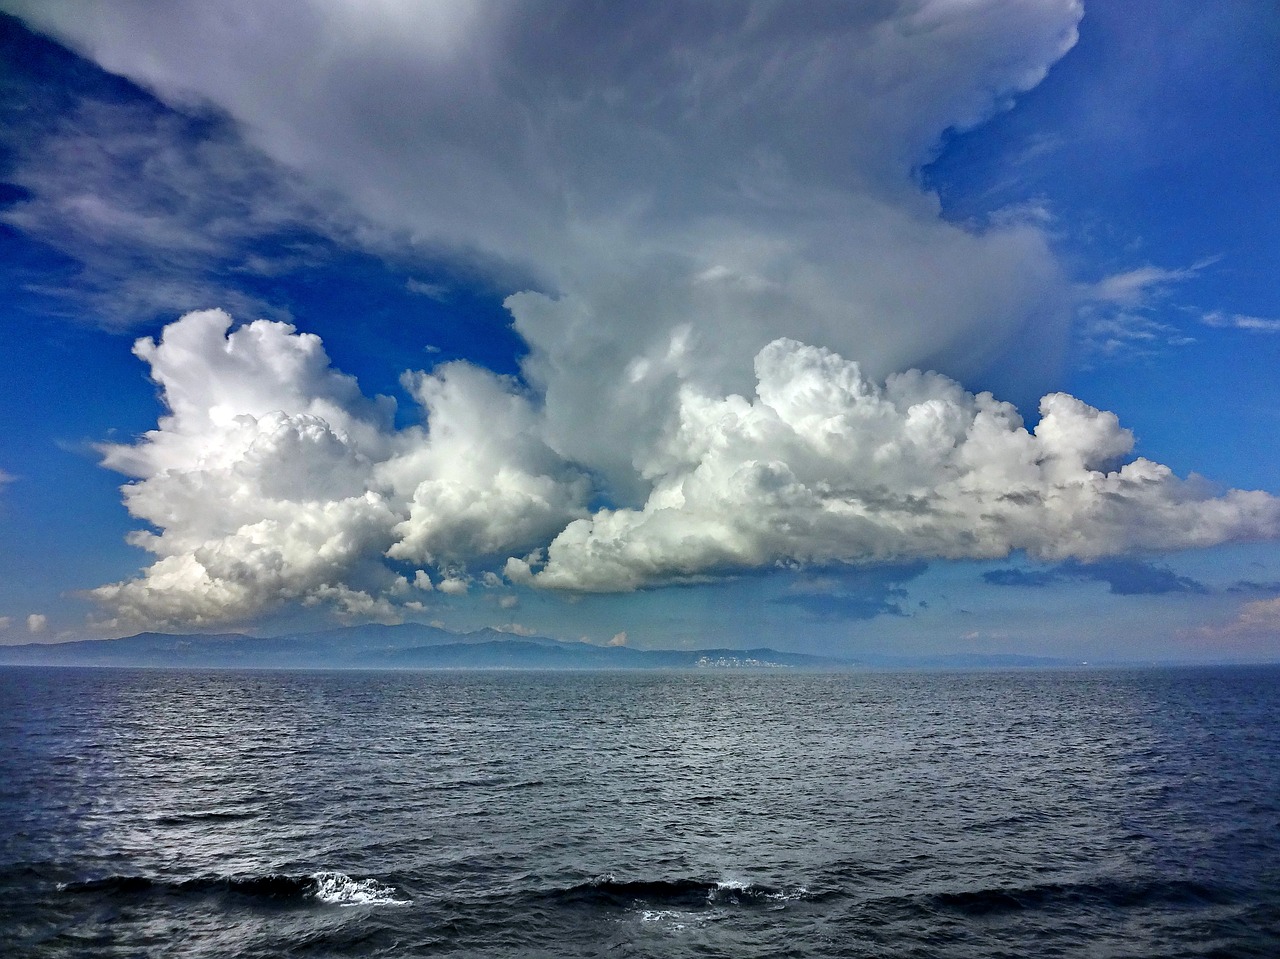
<box><xmin>1</xmin><ymin>665</ymin><xmax>1277</xmax><ymax>958</ymax></box>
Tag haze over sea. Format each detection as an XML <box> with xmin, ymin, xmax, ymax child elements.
<box><xmin>3</xmin><ymin>665</ymin><xmax>1278</xmax><ymax>958</ymax></box>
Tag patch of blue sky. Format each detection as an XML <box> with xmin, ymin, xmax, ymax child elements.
<box><xmin>924</xmin><ymin>0</ymin><xmax>1280</xmax><ymax>489</ymax></box>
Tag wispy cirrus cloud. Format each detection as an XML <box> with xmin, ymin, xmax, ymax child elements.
<box><xmin>1072</xmin><ymin>260</ymin><xmax>1280</xmax><ymax>364</ymax></box>
<box><xmin>0</xmin><ymin>21</ymin><xmax>362</xmax><ymax>328</ymax></box>
<box><xmin>1082</xmin><ymin>264</ymin><xmax>1209</xmax><ymax>308</ymax></box>
<box><xmin>1072</xmin><ymin>262</ymin><xmax>1210</xmax><ymax>364</ymax></box>
<box><xmin>1201</xmin><ymin>311</ymin><xmax>1280</xmax><ymax>334</ymax></box>
<box><xmin>1074</xmin><ymin>309</ymin><xmax>1196</xmax><ymax>363</ymax></box>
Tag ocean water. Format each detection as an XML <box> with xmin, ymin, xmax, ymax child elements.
<box><xmin>1</xmin><ymin>666</ymin><xmax>1278</xmax><ymax>958</ymax></box>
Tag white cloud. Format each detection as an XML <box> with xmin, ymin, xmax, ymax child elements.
<box><xmin>508</xmin><ymin>338</ymin><xmax>1280</xmax><ymax>591</ymax></box>
<box><xmin>436</xmin><ymin>577</ymin><xmax>470</xmax><ymax>597</ymax></box>
<box><xmin>1071</xmin><ymin>262</ymin><xmax>1209</xmax><ymax>363</ymax></box>
<box><xmin>86</xmin><ymin>307</ymin><xmax>1280</xmax><ymax>625</ymax></box>
<box><xmin>87</xmin><ymin>310</ymin><xmax>405</xmax><ymax>628</ymax></box>
<box><xmin>1075</xmin><ymin>309</ymin><xmax>1195</xmax><ymax>363</ymax></box>
<box><xmin>88</xmin><ymin>308</ymin><xmax>406</xmax><ymax>628</ymax></box>
<box><xmin>1202</xmin><ymin>311</ymin><xmax>1280</xmax><ymax>333</ymax></box>
<box><xmin>1084</xmin><ymin>265</ymin><xmax>1197</xmax><ymax>308</ymax></box>
<box><xmin>405</xmin><ymin>278</ymin><xmax>449</xmax><ymax>301</ymax></box>
<box><xmin>608</xmin><ymin>631</ymin><xmax>628</xmax><ymax>647</ymax></box>
<box><xmin>306</xmin><ymin>584</ymin><xmax>403</xmax><ymax>625</ymax></box>
<box><xmin>27</xmin><ymin>613</ymin><xmax>47</xmax><ymax>633</ymax></box>
<box><xmin>382</xmin><ymin>361</ymin><xmax>589</xmax><ymax>568</ymax></box>
<box><xmin>88</xmin><ymin>308</ymin><xmax>592</xmax><ymax>628</ymax></box>
<box><xmin>1196</xmin><ymin>597</ymin><xmax>1280</xmax><ymax>642</ymax></box>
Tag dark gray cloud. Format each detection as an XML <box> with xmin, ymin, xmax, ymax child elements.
<box><xmin>982</xmin><ymin>568</ymin><xmax>1060</xmax><ymax>588</ymax></box>
<box><xmin>1227</xmin><ymin>580</ymin><xmax>1280</xmax><ymax>594</ymax></box>
<box><xmin>770</xmin><ymin>563</ymin><xmax>928</xmax><ymax>621</ymax></box>
<box><xmin>983</xmin><ymin>558</ymin><xmax>1207</xmax><ymax>595</ymax></box>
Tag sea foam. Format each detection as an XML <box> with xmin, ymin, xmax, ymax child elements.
<box><xmin>310</xmin><ymin>872</ymin><xmax>411</xmax><ymax>907</ymax></box>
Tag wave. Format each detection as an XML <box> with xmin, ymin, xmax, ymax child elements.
<box><xmin>58</xmin><ymin>871</ymin><xmax>410</xmax><ymax>908</ymax></box>
<box><xmin>546</xmin><ymin>875</ymin><xmax>812</xmax><ymax>910</ymax></box>
<box><xmin>152</xmin><ymin>810</ymin><xmax>261</xmax><ymax>825</ymax></box>
<box><xmin>931</xmin><ymin>877</ymin><xmax>1231</xmax><ymax>916</ymax></box>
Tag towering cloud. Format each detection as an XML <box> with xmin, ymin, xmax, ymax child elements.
<box><xmin>508</xmin><ymin>339</ymin><xmax>1280</xmax><ymax>590</ymax></box>
<box><xmin>92</xmin><ymin>310</ymin><xmax>405</xmax><ymax>626</ymax></box>
<box><xmin>10</xmin><ymin>1</ymin><xmax>1279</xmax><ymax>627</ymax></box>
<box><xmin>90</xmin><ymin>310</ymin><xmax>1280</xmax><ymax>626</ymax></box>
<box><xmin>92</xmin><ymin>309</ymin><xmax>587</xmax><ymax>628</ymax></box>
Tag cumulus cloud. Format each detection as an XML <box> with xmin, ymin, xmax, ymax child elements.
<box><xmin>507</xmin><ymin>338</ymin><xmax>1280</xmax><ymax>590</ymax></box>
<box><xmin>13</xmin><ymin>1</ymin><xmax>1280</xmax><ymax>627</ymax></box>
<box><xmin>89</xmin><ymin>308</ymin><xmax>587</xmax><ymax>628</ymax></box>
<box><xmin>92</xmin><ymin>308</ymin><xmax>403</xmax><ymax>625</ymax></box>
<box><xmin>1195</xmin><ymin>597</ymin><xmax>1280</xmax><ymax>643</ymax></box>
<box><xmin>89</xmin><ymin>311</ymin><xmax>1280</xmax><ymax>625</ymax></box>
<box><xmin>27</xmin><ymin>613</ymin><xmax>47</xmax><ymax>633</ymax></box>
<box><xmin>383</xmin><ymin>361</ymin><xmax>589</xmax><ymax>569</ymax></box>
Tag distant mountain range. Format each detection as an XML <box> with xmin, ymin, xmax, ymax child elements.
<box><xmin>0</xmin><ymin>623</ymin><xmax>1076</xmax><ymax>671</ymax></box>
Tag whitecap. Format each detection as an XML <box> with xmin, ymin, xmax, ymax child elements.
<box><xmin>766</xmin><ymin>885</ymin><xmax>810</xmax><ymax>903</ymax></box>
<box><xmin>310</xmin><ymin>871</ymin><xmax>410</xmax><ymax>907</ymax></box>
<box><xmin>710</xmin><ymin>878</ymin><xmax>810</xmax><ymax>905</ymax></box>
<box><xmin>640</xmin><ymin>908</ymin><xmax>693</xmax><ymax>930</ymax></box>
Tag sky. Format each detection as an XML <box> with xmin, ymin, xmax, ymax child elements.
<box><xmin>1</xmin><ymin>0</ymin><xmax>1278</xmax><ymax>662</ymax></box>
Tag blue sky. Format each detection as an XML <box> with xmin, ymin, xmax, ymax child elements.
<box><xmin>1</xmin><ymin>1</ymin><xmax>1278</xmax><ymax>662</ymax></box>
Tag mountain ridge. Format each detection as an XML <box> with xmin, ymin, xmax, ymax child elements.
<box><xmin>0</xmin><ymin>624</ymin><xmax>1078</xmax><ymax>671</ymax></box>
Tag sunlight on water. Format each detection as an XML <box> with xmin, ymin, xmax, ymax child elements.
<box><xmin>2</xmin><ymin>666</ymin><xmax>1278</xmax><ymax>958</ymax></box>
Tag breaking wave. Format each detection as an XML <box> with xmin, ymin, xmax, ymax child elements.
<box><xmin>59</xmin><ymin>871</ymin><xmax>410</xmax><ymax>908</ymax></box>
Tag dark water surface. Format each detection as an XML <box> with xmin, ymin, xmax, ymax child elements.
<box><xmin>2</xmin><ymin>666</ymin><xmax>1278</xmax><ymax>957</ymax></box>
